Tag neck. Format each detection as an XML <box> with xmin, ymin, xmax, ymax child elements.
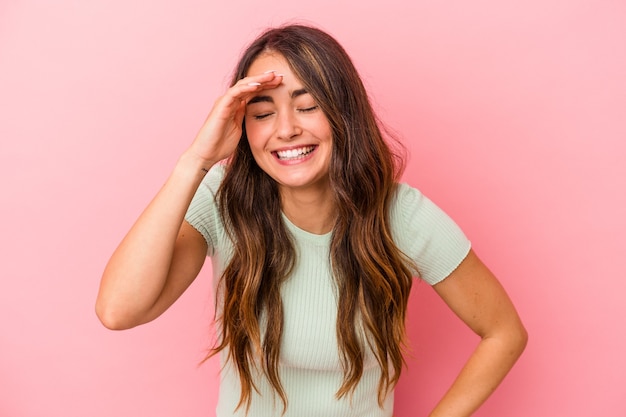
<box><xmin>280</xmin><ymin>185</ymin><xmax>335</xmax><ymax>235</ymax></box>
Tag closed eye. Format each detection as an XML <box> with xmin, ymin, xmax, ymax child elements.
<box><xmin>298</xmin><ymin>105</ymin><xmax>319</xmax><ymax>113</ymax></box>
<box><xmin>253</xmin><ymin>112</ymin><xmax>274</xmax><ymax>120</ymax></box>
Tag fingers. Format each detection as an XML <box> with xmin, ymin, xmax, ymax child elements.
<box><xmin>229</xmin><ymin>71</ymin><xmax>283</xmax><ymax>102</ymax></box>
<box><xmin>190</xmin><ymin>72</ymin><xmax>283</xmax><ymax>163</ymax></box>
<box><xmin>238</xmin><ymin>70</ymin><xmax>284</xmax><ymax>88</ymax></box>
<box><xmin>211</xmin><ymin>72</ymin><xmax>283</xmax><ymax>122</ymax></box>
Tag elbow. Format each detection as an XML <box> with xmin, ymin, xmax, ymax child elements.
<box><xmin>518</xmin><ymin>323</ymin><xmax>529</xmax><ymax>354</ymax></box>
<box><xmin>95</xmin><ymin>299</ymin><xmax>140</xmax><ymax>331</ymax></box>
<box><xmin>509</xmin><ymin>321</ymin><xmax>529</xmax><ymax>359</ymax></box>
<box><xmin>483</xmin><ymin>320</ymin><xmax>528</xmax><ymax>360</ymax></box>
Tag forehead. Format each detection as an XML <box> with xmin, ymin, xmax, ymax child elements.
<box><xmin>246</xmin><ymin>52</ymin><xmax>296</xmax><ymax>78</ymax></box>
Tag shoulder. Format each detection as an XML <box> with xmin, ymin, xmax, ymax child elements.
<box><xmin>184</xmin><ymin>164</ymin><xmax>228</xmax><ymax>252</ymax></box>
<box><xmin>388</xmin><ymin>182</ymin><xmax>430</xmax><ymax>231</ymax></box>
<box><xmin>201</xmin><ymin>163</ymin><xmax>227</xmax><ymax>194</ymax></box>
<box><xmin>389</xmin><ymin>182</ymin><xmax>471</xmax><ymax>285</ymax></box>
<box><xmin>186</xmin><ymin>163</ymin><xmax>226</xmax><ymax>214</ymax></box>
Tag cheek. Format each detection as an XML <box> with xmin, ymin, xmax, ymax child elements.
<box><xmin>244</xmin><ymin>123</ymin><xmax>263</xmax><ymax>151</ymax></box>
<box><xmin>245</xmin><ymin>134</ymin><xmax>271</xmax><ymax>167</ymax></box>
<box><xmin>311</xmin><ymin>115</ymin><xmax>333</xmax><ymax>144</ymax></box>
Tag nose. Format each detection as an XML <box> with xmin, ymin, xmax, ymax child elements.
<box><xmin>275</xmin><ymin>110</ymin><xmax>302</xmax><ymax>141</ymax></box>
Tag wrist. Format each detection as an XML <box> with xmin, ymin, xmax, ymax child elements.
<box><xmin>170</xmin><ymin>152</ymin><xmax>213</xmax><ymax>186</ymax></box>
<box><xmin>178</xmin><ymin>150</ymin><xmax>215</xmax><ymax>175</ymax></box>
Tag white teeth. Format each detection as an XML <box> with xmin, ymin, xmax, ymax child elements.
<box><xmin>276</xmin><ymin>146</ymin><xmax>315</xmax><ymax>160</ymax></box>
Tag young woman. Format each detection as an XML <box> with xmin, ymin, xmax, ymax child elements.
<box><xmin>96</xmin><ymin>24</ymin><xmax>527</xmax><ymax>417</ymax></box>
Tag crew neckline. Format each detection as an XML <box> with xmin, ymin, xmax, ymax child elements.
<box><xmin>281</xmin><ymin>212</ymin><xmax>332</xmax><ymax>246</ymax></box>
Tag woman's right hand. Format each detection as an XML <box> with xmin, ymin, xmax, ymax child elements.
<box><xmin>187</xmin><ymin>71</ymin><xmax>283</xmax><ymax>168</ymax></box>
<box><xmin>96</xmin><ymin>71</ymin><xmax>284</xmax><ymax>330</ymax></box>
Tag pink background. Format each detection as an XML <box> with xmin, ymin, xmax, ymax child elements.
<box><xmin>1</xmin><ymin>0</ymin><xmax>625</xmax><ymax>416</ymax></box>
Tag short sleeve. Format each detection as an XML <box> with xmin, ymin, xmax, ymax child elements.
<box><xmin>184</xmin><ymin>165</ymin><xmax>226</xmax><ymax>256</ymax></box>
<box><xmin>390</xmin><ymin>183</ymin><xmax>471</xmax><ymax>285</ymax></box>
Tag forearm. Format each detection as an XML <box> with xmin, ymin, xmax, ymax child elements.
<box><xmin>96</xmin><ymin>72</ymin><xmax>283</xmax><ymax>329</ymax></box>
<box><xmin>96</xmin><ymin>151</ymin><xmax>210</xmax><ymax>328</ymax></box>
<box><xmin>429</xmin><ymin>329</ymin><xmax>528</xmax><ymax>417</ymax></box>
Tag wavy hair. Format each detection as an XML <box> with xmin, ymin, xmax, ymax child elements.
<box><xmin>211</xmin><ymin>24</ymin><xmax>414</xmax><ymax>413</ymax></box>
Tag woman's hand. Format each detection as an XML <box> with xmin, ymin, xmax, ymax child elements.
<box><xmin>187</xmin><ymin>71</ymin><xmax>283</xmax><ymax>168</ymax></box>
<box><xmin>96</xmin><ymin>72</ymin><xmax>283</xmax><ymax>330</ymax></box>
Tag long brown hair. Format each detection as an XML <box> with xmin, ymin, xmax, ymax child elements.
<box><xmin>212</xmin><ymin>24</ymin><xmax>414</xmax><ymax>413</ymax></box>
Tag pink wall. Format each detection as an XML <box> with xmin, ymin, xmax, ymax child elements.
<box><xmin>1</xmin><ymin>1</ymin><xmax>624</xmax><ymax>416</ymax></box>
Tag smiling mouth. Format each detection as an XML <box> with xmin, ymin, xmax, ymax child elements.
<box><xmin>274</xmin><ymin>146</ymin><xmax>317</xmax><ymax>161</ymax></box>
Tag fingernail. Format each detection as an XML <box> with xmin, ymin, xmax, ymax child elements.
<box><xmin>263</xmin><ymin>70</ymin><xmax>277</xmax><ymax>74</ymax></box>
<box><xmin>247</xmin><ymin>82</ymin><xmax>261</xmax><ymax>86</ymax></box>
<box><xmin>276</xmin><ymin>73</ymin><xmax>285</xmax><ymax>77</ymax></box>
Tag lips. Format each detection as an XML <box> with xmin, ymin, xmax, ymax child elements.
<box><xmin>274</xmin><ymin>145</ymin><xmax>317</xmax><ymax>161</ymax></box>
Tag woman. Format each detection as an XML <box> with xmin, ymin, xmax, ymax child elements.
<box><xmin>96</xmin><ymin>24</ymin><xmax>527</xmax><ymax>417</ymax></box>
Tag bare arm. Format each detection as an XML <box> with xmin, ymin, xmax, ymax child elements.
<box><xmin>95</xmin><ymin>158</ymin><xmax>209</xmax><ymax>330</ymax></box>
<box><xmin>428</xmin><ymin>249</ymin><xmax>528</xmax><ymax>417</ymax></box>
<box><xmin>95</xmin><ymin>71</ymin><xmax>284</xmax><ymax>330</ymax></box>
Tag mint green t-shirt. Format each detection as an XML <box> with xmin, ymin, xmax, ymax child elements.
<box><xmin>185</xmin><ymin>165</ymin><xmax>471</xmax><ymax>417</ymax></box>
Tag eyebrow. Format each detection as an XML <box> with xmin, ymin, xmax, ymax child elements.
<box><xmin>247</xmin><ymin>88</ymin><xmax>309</xmax><ymax>105</ymax></box>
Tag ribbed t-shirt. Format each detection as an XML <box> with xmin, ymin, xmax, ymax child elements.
<box><xmin>185</xmin><ymin>165</ymin><xmax>471</xmax><ymax>417</ymax></box>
